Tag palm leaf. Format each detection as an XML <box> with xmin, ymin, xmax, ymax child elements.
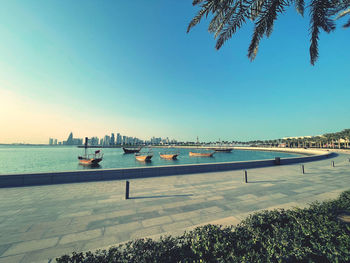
<box><xmin>215</xmin><ymin>1</ymin><xmax>252</xmax><ymax>49</ymax></box>
<box><xmin>248</xmin><ymin>0</ymin><xmax>290</xmax><ymax>60</ymax></box>
<box><xmin>344</xmin><ymin>18</ymin><xmax>350</xmax><ymax>27</ymax></box>
<box><xmin>309</xmin><ymin>0</ymin><xmax>336</xmax><ymax>65</ymax></box>
<box><xmin>336</xmin><ymin>8</ymin><xmax>350</xmax><ymax>19</ymax></box>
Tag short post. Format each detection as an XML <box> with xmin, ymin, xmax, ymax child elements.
<box><xmin>331</xmin><ymin>161</ymin><xmax>335</xmax><ymax>168</ymax></box>
<box><xmin>244</xmin><ymin>170</ymin><xmax>248</xmax><ymax>183</ymax></box>
<box><xmin>301</xmin><ymin>164</ymin><xmax>304</xmax><ymax>174</ymax></box>
<box><xmin>274</xmin><ymin>157</ymin><xmax>281</xmax><ymax>165</ymax></box>
<box><xmin>348</xmin><ymin>158</ymin><xmax>350</xmax><ymax>163</ymax></box>
<box><xmin>125</xmin><ymin>181</ymin><xmax>130</xmax><ymax>200</ymax></box>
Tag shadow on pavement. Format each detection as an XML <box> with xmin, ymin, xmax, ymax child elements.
<box><xmin>130</xmin><ymin>194</ymin><xmax>193</xmax><ymax>199</ymax></box>
<box><xmin>247</xmin><ymin>180</ymin><xmax>286</xmax><ymax>183</ymax></box>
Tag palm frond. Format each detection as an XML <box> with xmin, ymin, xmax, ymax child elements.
<box><xmin>187</xmin><ymin>0</ymin><xmax>220</xmax><ymax>33</ymax></box>
<box><xmin>215</xmin><ymin>1</ymin><xmax>252</xmax><ymax>49</ymax></box>
<box><xmin>248</xmin><ymin>0</ymin><xmax>290</xmax><ymax>60</ymax></box>
<box><xmin>344</xmin><ymin>18</ymin><xmax>350</xmax><ymax>27</ymax></box>
<box><xmin>250</xmin><ymin>0</ymin><xmax>268</xmax><ymax>20</ymax></box>
<box><xmin>295</xmin><ymin>0</ymin><xmax>305</xmax><ymax>16</ymax></box>
<box><xmin>336</xmin><ymin>8</ymin><xmax>350</xmax><ymax>19</ymax></box>
<box><xmin>309</xmin><ymin>0</ymin><xmax>336</xmax><ymax>65</ymax></box>
<box><xmin>214</xmin><ymin>2</ymin><xmax>240</xmax><ymax>38</ymax></box>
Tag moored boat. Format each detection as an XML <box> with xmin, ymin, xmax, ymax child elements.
<box><xmin>135</xmin><ymin>152</ymin><xmax>153</xmax><ymax>161</ymax></box>
<box><xmin>78</xmin><ymin>137</ymin><xmax>103</xmax><ymax>166</ymax></box>
<box><xmin>160</xmin><ymin>153</ymin><xmax>179</xmax><ymax>160</ymax></box>
<box><xmin>189</xmin><ymin>151</ymin><xmax>215</xmax><ymax>157</ymax></box>
<box><xmin>214</xmin><ymin>148</ymin><xmax>233</xmax><ymax>152</ymax></box>
<box><xmin>123</xmin><ymin>147</ymin><xmax>141</xmax><ymax>154</ymax></box>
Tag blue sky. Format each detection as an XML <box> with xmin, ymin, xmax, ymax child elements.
<box><xmin>0</xmin><ymin>1</ymin><xmax>349</xmax><ymax>143</ymax></box>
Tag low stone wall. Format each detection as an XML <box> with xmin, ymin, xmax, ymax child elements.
<box><xmin>0</xmin><ymin>151</ymin><xmax>335</xmax><ymax>188</ymax></box>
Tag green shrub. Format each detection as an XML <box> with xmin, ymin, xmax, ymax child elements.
<box><xmin>57</xmin><ymin>190</ymin><xmax>350</xmax><ymax>263</ymax></box>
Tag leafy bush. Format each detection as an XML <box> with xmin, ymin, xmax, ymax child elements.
<box><xmin>57</xmin><ymin>190</ymin><xmax>350</xmax><ymax>263</ymax></box>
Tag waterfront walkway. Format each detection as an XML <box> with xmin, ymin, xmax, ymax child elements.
<box><xmin>0</xmin><ymin>152</ymin><xmax>349</xmax><ymax>262</ymax></box>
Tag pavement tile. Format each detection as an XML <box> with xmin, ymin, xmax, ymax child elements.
<box><xmin>21</xmin><ymin>242</ymin><xmax>84</xmax><ymax>263</ymax></box>
<box><xmin>59</xmin><ymin>229</ymin><xmax>103</xmax><ymax>245</ymax></box>
<box><xmin>82</xmin><ymin>236</ymin><xmax>120</xmax><ymax>251</ymax></box>
<box><xmin>162</xmin><ymin>220</ymin><xmax>193</xmax><ymax>232</ymax></box>
<box><xmin>105</xmin><ymin>221</ymin><xmax>143</xmax><ymax>235</ymax></box>
<box><xmin>2</xmin><ymin>237</ymin><xmax>58</xmax><ymax>256</ymax></box>
<box><xmin>130</xmin><ymin>226</ymin><xmax>164</xmax><ymax>240</ymax></box>
<box><xmin>142</xmin><ymin>216</ymin><xmax>173</xmax><ymax>228</ymax></box>
<box><xmin>0</xmin><ymin>254</ymin><xmax>25</xmax><ymax>263</ymax></box>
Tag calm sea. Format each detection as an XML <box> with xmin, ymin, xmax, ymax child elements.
<box><xmin>0</xmin><ymin>146</ymin><xmax>300</xmax><ymax>175</ymax></box>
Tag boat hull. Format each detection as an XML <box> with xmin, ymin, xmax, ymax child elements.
<box><xmin>78</xmin><ymin>158</ymin><xmax>102</xmax><ymax>166</ymax></box>
<box><xmin>214</xmin><ymin>148</ymin><xmax>232</xmax><ymax>152</ymax></box>
<box><xmin>189</xmin><ymin>152</ymin><xmax>214</xmax><ymax>157</ymax></box>
<box><xmin>160</xmin><ymin>154</ymin><xmax>178</xmax><ymax>160</ymax></box>
<box><xmin>135</xmin><ymin>155</ymin><xmax>153</xmax><ymax>162</ymax></box>
<box><xmin>123</xmin><ymin>147</ymin><xmax>141</xmax><ymax>154</ymax></box>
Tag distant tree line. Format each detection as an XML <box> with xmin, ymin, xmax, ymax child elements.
<box><xmin>236</xmin><ymin>129</ymin><xmax>350</xmax><ymax>149</ymax></box>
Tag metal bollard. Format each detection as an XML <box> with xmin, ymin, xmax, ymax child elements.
<box><xmin>301</xmin><ymin>164</ymin><xmax>304</xmax><ymax>174</ymax></box>
<box><xmin>125</xmin><ymin>181</ymin><xmax>130</xmax><ymax>200</ymax></box>
<box><xmin>331</xmin><ymin>161</ymin><xmax>335</xmax><ymax>167</ymax></box>
<box><xmin>244</xmin><ymin>170</ymin><xmax>248</xmax><ymax>183</ymax></box>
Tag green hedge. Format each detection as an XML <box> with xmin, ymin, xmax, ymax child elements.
<box><xmin>57</xmin><ymin>190</ymin><xmax>350</xmax><ymax>262</ymax></box>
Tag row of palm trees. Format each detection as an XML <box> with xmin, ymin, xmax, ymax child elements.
<box><xmin>236</xmin><ymin>129</ymin><xmax>350</xmax><ymax>149</ymax></box>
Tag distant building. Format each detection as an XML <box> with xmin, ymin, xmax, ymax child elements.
<box><xmin>116</xmin><ymin>133</ymin><xmax>122</xmax><ymax>145</ymax></box>
<box><xmin>54</xmin><ymin>139</ymin><xmax>57</xmax><ymax>145</ymax></box>
<box><xmin>103</xmin><ymin>135</ymin><xmax>110</xmax><ymax>146</ymax></box>
<box><xmin>110</xmin><ymin>133</ymin><xmax>115</xmax><ymax>146</ymax></box>
<box><xmin>66</xmin><ymin>132</ymin><xmax>74</xmax><ymax>145</ymax></box>
<box><xmin>63</xmin><ymin>132</ymin><xmax>83</xmax><ymax>145</ymax></box>
<box><xmin>49</xmin><ymin>138</ymin><xmax>53</xmax><ymax>145</ymax></box>
<box><xmin>151</xmin><ymin>137</ymin><xmax>161</xmax><ymax>145</ymax></box>
<box><xmin>90</xmin><ymin>137</ymin><xmax>99</xmax><ymax>146</ymax></box>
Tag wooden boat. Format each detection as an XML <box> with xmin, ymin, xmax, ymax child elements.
<box><xmin>160</xmin><ymin>153</ymin><xmax>179</xmax><ymax>160</ymax></box>
<box><xmin>189</xmin><ymin>151</ymin><xmax>215</xmax><ymax>157</ymax></box>
<box><xmin>78</xmin><ymin>137</ymin><xmax>103</xmax><ymax>166</ymax></box>
<box><xmin>214</xmin><ymin>148</ymin><xmax>233</xmax><ymax>153</ymax></box>
<box><xmin>123</xmin><ymin>147</ymin><xmax>141</xmax><ymax>154</ymax></box>
<box><xmin>135</xmin><ymin>152</ymin><xmax>153</xmax><ymax>162</ymax></box>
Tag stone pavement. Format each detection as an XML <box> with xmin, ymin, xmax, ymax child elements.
<box><xmin>0</xmin><ymin>153</ymin><xmax>349</xmax><ymax>263</ymax></box>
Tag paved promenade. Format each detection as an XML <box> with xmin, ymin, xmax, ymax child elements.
<box><xmin>0</xmin><ymin>152</ymin><xmax>349</xmax><ymax>262</ymax></box>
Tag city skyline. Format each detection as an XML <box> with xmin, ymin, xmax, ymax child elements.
<box><xmin>1</xmin><ymin>1</ymin><xmax>349</xmax><ymax>144</ymax></box>
<box><xmin>48</xmin><ymin>132</ymin><xmax>176</xmax><ymax>146</ymax></box>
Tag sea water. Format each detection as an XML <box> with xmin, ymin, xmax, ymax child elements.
<box><xmin>0</xmin><ymin>145</ymin><xmax>300</xmax><ymax>175</ymax></box>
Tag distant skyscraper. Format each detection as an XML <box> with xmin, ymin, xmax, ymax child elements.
<box><xmin>66</xmin><ymin>132</ymin><xmax>74</xmax><ymax>145</ymax></box>
<box><xmin>116</xmin><ymin>133</ymin><xmax>122</xmax><ymax>145</ymax></box>
<box><xmin>103</xmin><ymin>135</ymin><xmax>110</xmax><ymax>146</ymax></box>
<box><xmin>110</xmin><ymin>133</ymin><xmax>115</xmax><ymax>146</ymax></box>
<box><xmin>90</xmin><ymin>137</ymin><xmax>99</xmax><ymax>146</ymax></box>
<box><xmin>54</xmin><ymin>139</ymin><xmax>57</xmax><ymax>145</ymax></box>
<box><xmin>62</xmin><ymin>132</ymin><xmax>83</xmax><ymax>145</ymax></box>
<box><xmin>49</xmin><ymin>138</ymin><xmax>53</xmax><ymax>145</ymax></box>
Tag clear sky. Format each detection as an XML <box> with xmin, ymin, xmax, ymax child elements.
<box><xmin>0</xmin><ymin>1</ymin><xmax>349</xmax><ymax>143</ymax></box>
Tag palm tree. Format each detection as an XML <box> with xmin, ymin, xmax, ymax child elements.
<box><xmin>187</xmin><ymin>0</ymin><xmax>350</xmax><ymax>65</ymax></box>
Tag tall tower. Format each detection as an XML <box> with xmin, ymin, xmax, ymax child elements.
<box><xmin>110</xmin><ymin>133</ymin><xmax>115</xmax><ymax>146</ymax></box>
<box><xmin>67</xmin><ymin>132</ymin><xmax>73</xmax><ymax>145</ymax></box>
